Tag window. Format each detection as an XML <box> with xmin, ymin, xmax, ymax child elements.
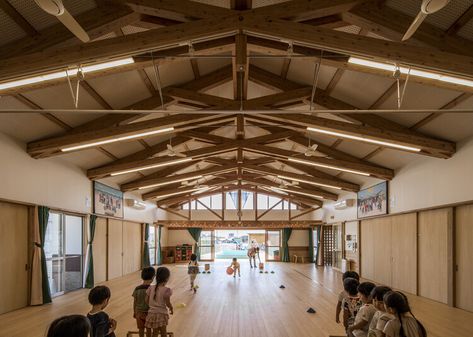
<box><xmin>242</xmin><ymin>191</ymin><xmax>254</xmax><ymax>209</ymax></box>
<box><xmin>149</xmin><ymin>225</ymin><xmax>156</xmax><ymax>265</ymax></box>
<box><xmin>45</xmin><ymin>213</ymin><xmax>84</xmax><ymax>296</ymax></box>
<box><xmin>199</xmin><ymin>230</ymin><xmax>214</xmax><ymax>260</ymax></box>
<box><xmin>225</xmin><ymin>192</ymin><xmax>238</xmax><ymax>210</ymax></box>
<box><xmin>266</xmin><ymin>230</ymin><xmax>280</xmax><ymax>261</ymax></box>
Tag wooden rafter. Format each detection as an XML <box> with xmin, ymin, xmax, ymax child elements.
<box><xmin>447</xmin><ymin>4</ymin><xmax>473</xmax><ymax>36</ymax></box>
<box><xmin>162</xmin><ymin>220</ymin><xmax>320</xmax><ymax>228</ymax></box>
<box><xmin>0</xmin><ymin>0</ymin><xmax>37</xmax><ymax>37</ymax></box>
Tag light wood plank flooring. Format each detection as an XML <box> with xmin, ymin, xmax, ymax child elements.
<box><xmin>0</xmin><ymin>262</ymin><xmax>472</xmax><ymax>337</ymax></box>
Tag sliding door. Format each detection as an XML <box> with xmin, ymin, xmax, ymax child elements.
<box><xmin>266</xmin><ymin>230</ymin><xmax>280</xmax><ymax>261</ymax></box>
<box><xmin>200</xmin><ymin>230</ymin><xmax>214</xmax><ymax>261</ymax></box>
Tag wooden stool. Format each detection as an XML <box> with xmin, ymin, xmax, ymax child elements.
<box><xmin>293</xmin><ymin>255</ymin><xmax>304</xmax><ymax>263</ymax></box>
<box><xmin>127</xmin><ymin>332</ymin><xmax>174</xmax><ymax>337</ymax></box>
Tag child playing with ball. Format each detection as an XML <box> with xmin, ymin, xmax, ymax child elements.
<box><xmin>229</xmin><ymin>257</ymin><xmax>241</xmax><ymax>278</ymax></box>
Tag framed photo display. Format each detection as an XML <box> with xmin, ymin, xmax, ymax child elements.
<box><xmin>357</xmin><ymin>181</ymin><xmax>388</xmax><ymax>219</ymax></box>
<box><xmin>93</xmin><ymin>181</ymin><xmax>124</xmax><ymax>218</ymax></box>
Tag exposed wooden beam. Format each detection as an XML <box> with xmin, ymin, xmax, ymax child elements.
<box><xmin>0</xmin><ymin>15</ymin><xmax>239</xmax><ymax>82</ymax></box>
<box><xmin>244</xmin><ymin>143</ymin><xmax>394</xmax><ymax>180</ymax></box>
<box><xmin>27</xmin><ymin>114</ymin><xmax>225</xmax><ymax>158</ymax></box>
<box><xmin>0</xmin><ymin>0</ymin><xmax>37</xmax><ymax>36</ymax></box>
<box><xmin>342</xmin><ymin>3</ymin><xmax>473</xmax><ymax>56</ymax></box>
<box><xmin>80</xmin><ymin>81</ymin><xmax>113</xmax><ymax>109</ymax></box>
<box><xmin>447</xmin><ymin>4</ymin><xmax>473</xmax><ymax>36</ymax></box>
<box><xmin>121</xmin><ymin>164</ymin><xmax>238</xmax><ymax>191</ymax></box>
<box><xmin>137</xmin><ymin>69</ymin><xmax>156</xmax><ymax>95</ymax></box>
<box><xmin>236</xmin><ymin>114</ymin><xmax>245</xmax><ymax>139</ymax></box>
<box><xmin>190</xmin><ymin>59</ymin><xmax>201</xmax><ymax>80</ymax></box>
<box><xmin>162</xmin><ymin>220</ymin><xmax>321</xmax><ymax>228</ymax></box>
<box><xmin>243</xmin><ymin>17</ymin><xmax>473</xmax><ymax>77</ymax></box>
<box><xmin>233</xmin><ymin>33</ymin><xmax>248</xmax><ymax>100</ymax></box>
<box><xmin>369</xmin><ymin>81</ymin><xmax>397</xmax><ymax>109</ymax></box>
<box><xmin>260</xmin><ymin>114</ymin><xmax>455</xmax><ymax>158</ymax></box>
<box><xmin>231</xmin><ymin>0</ymin><xmax>252</xmax><ymax>10</ymax></box>
<box><xmin>0</xmin><ymin>5</ymin><xmax>140</xmax><ymax>58</ymax></box>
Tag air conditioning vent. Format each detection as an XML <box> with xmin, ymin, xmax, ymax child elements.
<box><xmin>125</xmin><ymin>199</ymin><xmax>146</xmax><ymax>210</ymax></box>
<box><xmin>334</xmin><ymin>199</ymin><xmax>355</xmax><ymax>210</ymax></box>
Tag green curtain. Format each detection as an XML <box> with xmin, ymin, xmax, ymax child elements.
<box><xmin>38</xmin><ymin>206</ymin><xmax>52</xmax><ymax>304</ymax></box>
<box><xmin>142</xmin><ymin>223</ymin><xmax>151</xmax><ymax>268</ymax></box>
<box><xmin>84</xmin><ymin>215</ymin><xmax>97</xmax><ymax>288</ymax></box>
<box><xmin>308</xmin><ymin>228</ymin><xmax>314</xmax><ymax>263</ymax></box>
<box><xmin>315</xmin><ymin>226</ymin><xmax>322</xmax><ymax>266</ymax></box>
<box><xmin>187</xmin><ymin>228</ymin><xmax>202</xmax><ymax>260</ymax></box>
<box><xmin>157</xmin><ymin>225</ymin><xmax>163</xmax><ymax>265</ymax></box>
<box><xmin>281</xmin><ymin>228</ymin><xmax>292</xmax><ymax>262</ymax></box>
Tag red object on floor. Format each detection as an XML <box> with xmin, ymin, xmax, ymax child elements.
<box><xmin>226</xmin><ymin>267</ymin><xmax>234</xmax><ymax>275</ymax></box>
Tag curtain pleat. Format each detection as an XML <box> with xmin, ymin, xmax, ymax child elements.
<box><xmin>187</xmin><ymin>228</ymin><xmax>202</xmax><ymax>260</ymax></box>
<box><xmin>281</xmin><ymin>228</ymin><xmax>292</xmax><ymax>262</ymax></box>
<box><xmin>308</xmin><ymin>228</ymin><xmax>314</xmax><ymax>263</ymax></box>
<box><xmin>38</xmin><ymin>206</ymin><xmax>52</xmax><ymax>304</ymax></box>
<box><xmin>84</xmin><ymin>215</ymin><xmax>97</xmax><ymax>288</ymax></box>
<box><xmin>157</xmin><ymin>225</ymin><xmax>162</xmax><ymax>265</ymax></box>
<box><xmin>142</xmin><ymin>223</ymin><xmax>151</xmax><ymax>268</ymax></box>
<box><xmin>30</xmin><ymin>206</ymin><xmax>43</xmax><ymax>305</ymax></box>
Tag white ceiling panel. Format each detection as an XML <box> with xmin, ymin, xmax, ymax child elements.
<box><xmin>58</xmin><ymin>148</ymin><xmax>111</xmax><ymax>170</ymax></box>
<box><xmin>0</xmin><ymin>8</ymin><xmax>27</xmax><ymax>45</ymax></box>
<box><xmin>205</xmin><ymin>81</ymin><xmax>233</xmax><ymax>99</ymax></box>
<box><xmin>250</xmin><ymin>57</ymin><xmax>285</xmax><ymax>75</ymax></box>
<box><xmin>144</xmin><ymin>60</ymin><xmax>195</xmax><ymax>88</ymax></box>
<box><xmin>418</xmin><ymin>114</ymin><xmax>473</xmax><ymax>142</ymax></box>
<box><xmin>197</xmin><ymin>58</ymin><xmax>231</xmax><ymax>76</ymax></box>
<box><xmin>287</xmin><ymin>61</ymin><xmax>338</xmax><ymax>90</ymax></box>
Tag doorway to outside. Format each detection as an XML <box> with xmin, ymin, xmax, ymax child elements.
<box><xmin>199</xmin><ymin>229</ymin><xmax>281</xmax><ymax>262</ymax></box>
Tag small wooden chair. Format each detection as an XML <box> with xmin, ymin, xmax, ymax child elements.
<box><xmin>293</xmin><ymin>255</ymin><xmax>305</xmax><ymax>263</ymax></box>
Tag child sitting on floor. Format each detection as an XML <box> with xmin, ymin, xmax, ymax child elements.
<box><xmin>336</xmin><ymin>271</ymin><xmax>360</xmax><ymax>324</ymax></box>
<box><xmin>87</xmin><ymin>286</ymin><xmax>117</xmax><ymax>337</ymax></box>
<box><xmin>229</xmin><ymin>257</ymin><xmax>241</xmax><ymax>278</ymax></box>
<box><xmin>133</xmin><ymin>267</ymin><xmax>156</xmax><ymax>337</ymax></box>
<box><xmin>368</xmin><ymin>286</ymin><xmax>393</xmax><ymax>337</ymax></box>
<box><xmin>188</xmin><ymin>253</ymin><xmax>199</xmax><ymax>293</ymax></box>
<box><xmin>342</xmin><ymin>277</ymin><xmax>363</xmax><ymax>331</ymax></box>
<box><xmin>46</xmin><ymin>315</ymin><xmax>90</xmax><ymax>337</ymax></box>
<box><xmin>347</xmin><ymin>282</ymin><xmax>377</xmax><ymax>337</ymax></box>
<box><xmin>383</xmin><ymin>291</ymin><xmax>427</xmax><ymax>337</ymax></box>
<box><xmin>146</xmin><ymin>267</ymin><xmax>174</xmax><ymax>337</ymax></box>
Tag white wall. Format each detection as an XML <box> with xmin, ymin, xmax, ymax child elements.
<box><xmin>288</xmin><ymin>229</ymin><xmax>310</xmax><ymax>246</ymax></box>
<box><xmin>167</xmin><ymin>229</ymin><xmax>195</xmax><ymax>246</ymax></box>
<box><xmin>0</xmin><ymin>132</ymin><xmax>158</xmax><ymax>223</ymax></box>
<box><xmin>322</xmin><ymin>136</ymin><xmax>473</xmax><ymax>222</ymax></box>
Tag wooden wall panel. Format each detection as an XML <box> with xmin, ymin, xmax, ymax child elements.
<box><xmin>373</xmin><ymin>217</ymin><xmax>392</xmax><ymax>286</ymax></box>
<box><xmin>418</xmin><ymin>208</ymin><xmax>450</xmax><ymax>303</ymax></box>
<box><xmin>107</xmin><ymin>219</ymin><xmax>123</xmax><ymax>280</ymax></box>
<box><xmin>391</xmin><ymin>213</ymin><xmax>417</xmax><ymax>294</ymax></box>
<box><xmin>456</xmin><ymin>204</ymin><xmax>473</xmax><ymax>312</ymax></box>
<box><xmin>93</xmin><ymin>217</ymin><xmax>108</xmax><ymax>284</ymax></box>
<box><xmin>360</xmin><ymin>219</ymin><xmax>375</xmax><ymax>281</ymax></box>
<box><xmin>122</xmin><ymin>221</ymin><xmax>142</xmax><ymax>275</ymax></box>
<box><xmin>0</xmin><ymin>202</ymin><xmax>29</xmax><ymax>314</ymax></box>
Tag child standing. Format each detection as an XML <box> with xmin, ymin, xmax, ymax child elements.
<box><xmin>368</xmin><ymin>286</ymin><xmax>393</xmax><ymax>337</ymax></box>
<box><xmin>347</xmin><ymin>282</ymin><xmax>377</xmax><ymax>337</ymax></box>
<box><xmin>47</xmin><ymin>315</ymin><xmax>90</xmax><ymax>337</ymax></box>
<box><xmin>229</xmin><ymin>257</ymin><xmax>241</xmax><ymax>277</ymax></box>
<box><xmin>87</xmin><ymin>286</ymin><xmax>117</xmax><ymax>337</ymax></box>
<box><xmin>132</xmin><ymin>267</ymin><xmax>156</xmax><ymax>337</ymax></box>
<box><xmin>188</xmin><ymin>253</ymin><xmax>199</xmax><ymax>293</ymax></box>
<box><xmin>342</xmin><ymin>277</ymin><xmax>363</xmax><ymax>331</ymax></box>
<box><xmin>145</xmin><ymin>267</ymin><xmax>174</xmax><ymax>337</ymax></box>
<box><xmin>336</xmin><ymin>271</ymin><xmax>360</xmax><ymax>324</ymax></box>
<box><xmin>383</xmin><ymin>291</ymin><xmax>427</xmax><ymax>337</ymax></box>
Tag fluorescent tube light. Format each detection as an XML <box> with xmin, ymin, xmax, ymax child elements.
<box><xmin>138</xmin><ymin>175</ymin><xmax>203</xmax><ymax>190</ymax></box>
<box><xmin>348</xmin><ymin>57</ymin><xmax>473</xmax><ymax>88</ymax></box>
<box><xmin>61</xmin><ymin>127</ymin><xmax>174</xmax><ymax>152</ymax></box>
<box><xmin>288</xmin><ymin>157</ymin><xmax>370</xmax><ymax>176</ymax></box>
<box><xmin>277</xmin><ymin>175</ymin><xmax>342</xmax><ymax>190</ymax></box>
<box><xmin>306</xmin><ymin>127</ymin><xmax>421</xmax><ymax>152</ymax></box>
<box><xmin>154</xmin><ymin>187</ymin><xmax>204</xmax><ymax>200</ymax></box>
<box><xmin>0</xmin><ymin>58</ymin><xmax>135</xmax><ymax>91</ymax></box>
<box><xmin>271</xmin><ymin>187</ymin><xmax>323</xmax><ymax>199</ymax></box>
<box><xmin>111</xmin><ymin>157</ymin><xmax>192</xmax><ymax>176</ymax></box>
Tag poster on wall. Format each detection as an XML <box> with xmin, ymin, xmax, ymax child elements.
<box><xmin>357</xmin><ymin>181</ymin><xmax>388</xmax><ymax>219</ymax></box>
<box><xmin>93</xmin><ymin>182</ymin><xmax>124</xmax><ymax>218</ymax></box>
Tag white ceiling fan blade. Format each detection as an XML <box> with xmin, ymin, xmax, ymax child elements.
<box><xmin>402</xmin><ymin>11</ymin><xmax>428</xmax><ymax>41</ymax></box>
<box><xmin>175</xmin><ymin>152</ymin><xmax>187</xmax><ymax>158</ymax></box>
<box><xmin>167</xmin><ymin>144</ymin><xmax>173</xmax><ymax>151</ymax></box>
<box><xmin>57</xmin><ymin>8</ymin><xmax>90</xmax><ymax>42</ymax></box>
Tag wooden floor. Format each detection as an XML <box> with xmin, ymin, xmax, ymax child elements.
<box><xmin>1</xmin><ymin>262</ymin><xmax>472</xmax><ymax>337</ymax></box>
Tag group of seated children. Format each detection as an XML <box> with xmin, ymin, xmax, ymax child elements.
<box><xmin>336</xmin><ymin>271</ymin><xmax>427</xmax><ymax>337</ymax></box>
<box><xmin>46</xmin><ymin>266</ymin><xmax>174</xmax><ymax>337</ymax></box>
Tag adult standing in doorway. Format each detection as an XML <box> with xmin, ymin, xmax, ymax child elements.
<box><xmin>248</xmin><ymin>240</ymin><xmax>258</xmax><ymax>268</ymax></box>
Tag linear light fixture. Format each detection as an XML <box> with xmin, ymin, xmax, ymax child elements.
<box><xmin>288</xmin><ymin>157</ymin><xmax>370</xmax><ymax>177</ymax></box>
<box><xmin>61</xmin><ymin>127</ymin><xmax>174</xmax><ymax>152</ymax></box>
<box><xmin>0</xmin><ymin>58</ymin><xmax>135</xmax><ymax>91</ymax></box>
<box><xmin>153</xmin><ymin>187</ymin><xmax>207</xmax><ymax>200</ymax></box>
<box><xmin>348</xmin><ymin>57</ymin><xmax>473</xmax><ymax>88</ymax></box>
<box><xmin>277</xmin><ymin>175</ymin><xmax>342</xmax><ymax>190</ymax></box>
<box><xmin>306</xmin><ymin>127</ymin><xmax>421</xmax><ymax>152</ymax></box>
<box><xmin>138</xmin><ymin>175</ymin><xmax>203</xmax><ymax>190</ymax></box>
<box><xmin>111</xmin><ymin>157</ymin><xmax>192</xmax><ymax>176</ymax></box>
<box><xmin>271</xmin><ymin>186</ymin><xmax>323</xmax><ymax>199</ymax></box>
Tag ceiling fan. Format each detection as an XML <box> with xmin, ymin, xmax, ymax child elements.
<box><xmin>164</xmin><ymin>144</ymin><xmax>186</xmax><ymax>158</ymax></box>
<box><xmin>402</xmin><ymin>0</ymin><xmax>451</xmax><ymax>41</ymax></box>
<box><xmin>34</xmin><ymin>0</ymin><xmax>90</xmax><ymax>42</ymax></box>
<box><xmin>279</xmin><ymin>179</ymin><xmax>298</xmax><ymax>189</ymax></box>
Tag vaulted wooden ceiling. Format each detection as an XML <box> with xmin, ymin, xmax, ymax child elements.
<box><xmin>1</xmin><ymin>0</ymin><xmax>473</xmax><ymax>212</ymax></box>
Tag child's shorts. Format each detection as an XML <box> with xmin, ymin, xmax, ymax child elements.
<box><xmin>135</xmin><ymin>311</ymin><xmax>148</xmax><ymax>329</ymax></box>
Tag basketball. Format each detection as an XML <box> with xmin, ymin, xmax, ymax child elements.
<box><xmin>226</xmin><ymin>267</ymin><xmax>234</xmax><ymax>275</ymax></box>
